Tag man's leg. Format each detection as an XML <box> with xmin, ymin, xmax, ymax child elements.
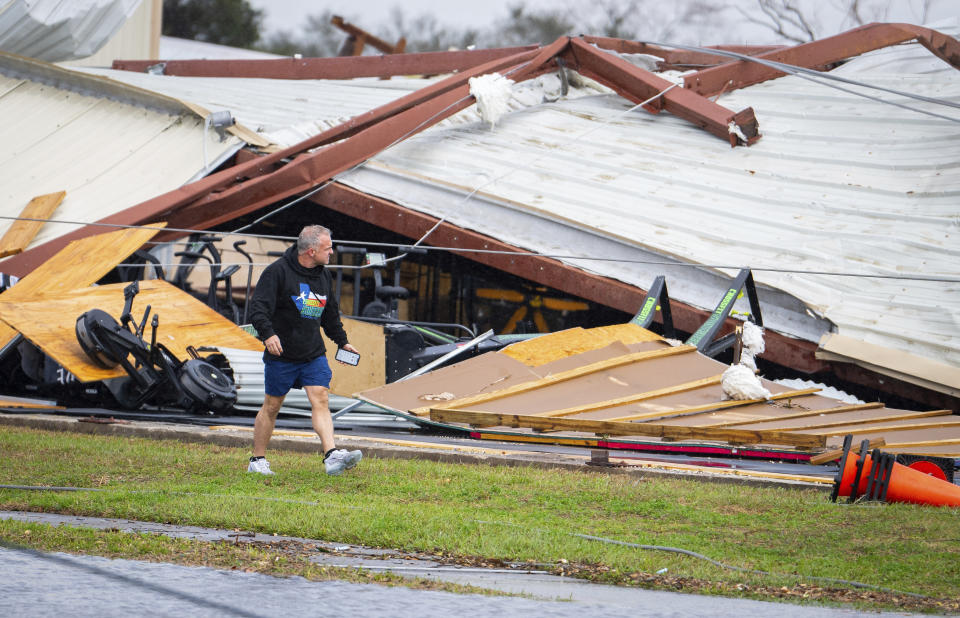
<box><xmin>304</xmin><ymin>385</ymin><xmax>334</xmax><ymax>453</ymax></box>
<box><xmin>307</xmin><ymin>385</ymin><xmax>362</xmax><ymax>475</ymax></box>
<box><xmin>253</xmin><ymin>394</ymin><xmax>285</xmax><ymax>457</ymax></box>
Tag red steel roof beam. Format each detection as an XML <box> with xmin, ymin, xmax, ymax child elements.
<box><xmin>565</xmin><ymin>38</ymin><xmax>759</xmax><ymax>146</ymax></box>
<box><xmin>159</xmin><ymin>54</ymin><xmax>570</xmax><ymax>234</ymax></box>
<box><xmin>685</xmin><ymin>22</ymin><xmax>960</xmax><ymax>98</ymax></box>
<box><xmin>111</xmin><ymin>45</ymin><xmax>539</xmax><ymax>80</ymax></box>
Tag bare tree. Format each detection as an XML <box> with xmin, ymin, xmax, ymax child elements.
<box><xmin>736</xmin><ymin>0</ymin><xmax>817</xmax><ymax>43</ymax></box>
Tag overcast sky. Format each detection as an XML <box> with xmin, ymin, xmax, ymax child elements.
<box><xmin>248</xmin><ymin>0</ymin><xmax>958</xmax><ymax>43</ymax></box>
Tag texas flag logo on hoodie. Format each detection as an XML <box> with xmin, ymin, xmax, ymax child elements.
<box><xmin>292</xmin><ymin>283</ymin><xmax>327</xmax><ymax>319</ymax></box>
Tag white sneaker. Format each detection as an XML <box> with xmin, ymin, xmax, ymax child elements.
<box><xmin>324</xmin><ymin>449</ymin><xmax>362</xmax><ymax>476</ymax></box>
<box><xmin>247</xmin><ymin>458</ymin><xmax>275</xmax><ymax>475</ymax></box>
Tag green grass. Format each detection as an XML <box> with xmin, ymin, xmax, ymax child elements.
<box><xmin>1</xmin><ymin>425</ymin><xmax>958</xmax><ymax>612</ymax></box>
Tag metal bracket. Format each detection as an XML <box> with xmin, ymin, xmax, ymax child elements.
<box><xmin>631</xmin><ymin>275</ymin><xmax>675</xmax><ymax>339</ymax></box>
<box><xmin>685</xmin><ymin>268</ymin><xmax>763</xmax><ymax>357</ymax></box>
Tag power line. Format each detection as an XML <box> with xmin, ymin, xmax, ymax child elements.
<box><xmin>638</xmin><ymin>39</ymin><xmax>960</xmax><ymax>124</ymax></box>
<box><xmin>2</xmin><ymin>215</ymin><xmax>956</xmax><ymax>283</ymax></box>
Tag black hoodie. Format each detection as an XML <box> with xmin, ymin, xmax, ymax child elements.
<box><xmin>249</xmin><ymin>245</ymin><xmax>348</xmax><ymax>362</ymax></box>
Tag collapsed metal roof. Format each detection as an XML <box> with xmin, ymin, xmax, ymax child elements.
<box><xmin>0</xmin><ymin>49</ymin><xmax>246</xmax><ymax>251</ymax></box>
<box><xmin>1</xmin><ymin>21</ymin><xmax>958</xmax><ymax>405</ymax></box>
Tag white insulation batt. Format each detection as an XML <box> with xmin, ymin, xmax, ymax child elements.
<box><xmin>721</xmin><ymin>363</ymin><xmax>772</xmax><ymax>401</ymax></box>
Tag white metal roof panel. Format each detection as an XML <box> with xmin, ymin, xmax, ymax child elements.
<box><xmin>334</xmin><ymin>28</ymin><xmax>960</xmax><ymax>377</ymax></box>
<box><xmin>0</xmin><ymin>51</ymin><xmax>242</xmax><ymax>253</ymax></box>
<box><xmin>0</xmin><ymin>0</ymin><xmax>141</xmax><ymax>62</ymax></box>
<box><xmin>78</xmin><ymin>67</ymin><xmax>437</xmax><ymax>146</ymax></box>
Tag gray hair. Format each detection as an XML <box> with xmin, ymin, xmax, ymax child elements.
<box><xmin>297</xmin><ymin>225</ymin><xmax>331</xmax><ymax>253</ymax></box>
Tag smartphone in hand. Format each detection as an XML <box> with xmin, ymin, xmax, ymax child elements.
<box><xmin>335</xmin><ymin>348</ymin><xmax>360</xmax><ymax>366</ymax></box>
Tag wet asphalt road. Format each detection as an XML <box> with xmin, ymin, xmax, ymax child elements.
<box><xmin>0</xmin><ymin>512</ymin><xmax>910</xmax><ymax>617</ymax></box>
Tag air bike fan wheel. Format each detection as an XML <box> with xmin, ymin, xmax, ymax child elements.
<box><xmin>178</xmin><ymin>359</ymin><xmax>237</xmax><ymax>413</ymax></box>
<box><xmin>75</xmin><ymin>309</ymin><xmax>122</xmax><ymax>369</ymax></box>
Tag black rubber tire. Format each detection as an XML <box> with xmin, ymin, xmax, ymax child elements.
<box><xmin>178</xmin><ymin>359</ymin><xmax>237</xmax><ymax>413</ymax></box>
<box><xmin>75</xmin><ymin>309</ymin><xmax>122</xmax><ymax>369</ymax></box>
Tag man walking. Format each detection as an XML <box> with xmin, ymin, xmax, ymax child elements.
<box><xmin>247</xmin><ymin>224</ymin><xmax>362</xmax><ymax>476</ymax></box>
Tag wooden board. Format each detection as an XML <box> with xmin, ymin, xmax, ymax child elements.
<box><xmin>429</xmin><ymin>408</ymin><xmax>826</xmax><ymax>448</ymax></box>
<box><xmin>0</xmin><ymin>223</ymin><xmax>166</xmax><ymax>350</ymax></box>
<box><xmin>499</xmin><ymin>323</ymin><xmax>662</xmax><ymax>367</ymax></box>
<box><xmin>0</xmin><ymin>191</ymin><xmax>65</xmax><ymax>258</ymax></box>
<box><xmin>0</xmin><ymin>279</ymin><xmax>262</xmax><ymax>382</ymax></box>
<box><xmin>320</xmin><ymin>317</ymin><xmax>386</xmax><ymax>396</ymax></box>
<box><xmin>0</xmin><ymin>396</ymin><xmax>64</xmax><ymax>410</ymax></box>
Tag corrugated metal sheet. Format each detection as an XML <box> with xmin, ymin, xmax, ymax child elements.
<box><xmin>0</xmin><ymin>0</ymin><xmax>142</xmax><ymax>62</ymax></box>
<box><xmin>335</xmin><ymin>26</ymin><xmax>960</xmax><ymax>373</ymax></box>
<box><xmin>78</xmin><ymin>67</ymin><xmax>436</xmax><ymax>146</ymax></box>
<box><xmin>64</xmin><ymin>0</ymin><xmax>159</xmax><ymax>68</ymax></box>
<box><xmin>0</xmin><ymin>50</ymin><xmax>243</xmax><ymax>253</ymax></box>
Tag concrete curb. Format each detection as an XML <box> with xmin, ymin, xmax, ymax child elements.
<box><xmin>0</xmin><ymin>412</ymin><xmax>831</xmax><ymax>491</ymax></box>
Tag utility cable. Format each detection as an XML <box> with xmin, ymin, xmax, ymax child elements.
<box><xmin>0</xmin><ymin>214</ymin><xmax>955</xmax><ymax>283</ymax></box>
<box><xmin>637</xmin><ymin>39</ymin><xmax>960</xmax><ymax>124</ymax></box>
<box><xmin>407</xmin><ymin>83</ymin><xmax>678</xmax><ymax>253</ymax></box>
<box><xmin>229</xmin><ymin>56</ymin><xmax>539</xmax><ymax>239</ymax></box>
<box><xmin>473</xmin><ymin>519</ymin><xmax>929</xmax><ymax>599</ymax></box>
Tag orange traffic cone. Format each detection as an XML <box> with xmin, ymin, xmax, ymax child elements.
<box><xmin>834</xmin><ymin>449</ymin><xmax>960</xmax><ymax>507</ymax></box>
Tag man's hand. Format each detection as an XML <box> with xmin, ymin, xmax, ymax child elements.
<box><xmin>264</xmin><ymin>335</ymin><xmax>283</xmax><ymax>356</ymax></box>
<box><xmin>335</xmin><ymin>343</ymin><xmax>360</xmax><ymax>364</ymax></box>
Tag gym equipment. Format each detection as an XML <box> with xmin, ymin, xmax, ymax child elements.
<box><xmin>74</xmin><ymin>280</ymin><xmax>237</xmax><ymax>413</ymax></box>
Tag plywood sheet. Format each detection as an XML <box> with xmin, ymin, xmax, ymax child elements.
<box><xmin>0</xmin><ymin>191</ymin><xmax>65</xmax><ymax>258</ymax></box>
<box><xmin>0</xmin><ymin>223</ymin><xmax>166</xmax><ymax>349</ymax></box>
<box><xmin>500</xmin><ymin>323</ymin><xmax>662</xmax><ymax>367</ymax></box>
<box><xmin>0</xmin><ymin>279</ymin><xmax>262</xmax><ymax>382</ymax></box>
<box><xmin>320</xmin><ymin>317</ymin><xmax>386</xmax><ymax>396</ymax></box>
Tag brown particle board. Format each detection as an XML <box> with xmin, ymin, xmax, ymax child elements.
<box><xmin>825</xmin><ymin>426</ymin><xmax>960</xmax><ymax>448</ymax></box>
<box><xmin>704</xmin><ymin>402</ymin><xmax>884</xmax><ymax>427</ymax></box>
<box><xmin>530</xmin><ymin>374</ymin><xmax>723</xmax><ymax>418</ymax></box>
<box><xmin>416</xmin><ymin>344</ymin><xmax>697</xmax><ymax>416</ymax></box>
<box><xmin>0</xmin><ymin>279</ymin><xmax>262</xmax><ymax>382</ymax></box>
<box><xmin>357</xmin><ymin>352</ymin><xmax>541</xmax><ymax>417</ymax></box>
<box><xmin>0</xmin><ymin>191</ymin><xmax>66</xmax><ymax>258</ymax></box>
<box><xmin>724</xmin><ymin>408</ymin><xmax>951</xmax><ymax>432</ymax></box>
<box><xmin>809</xmin><ymin>417</ymin><xmax>960</xmax><ymax>436</ymax></box>
<box><xmin>605</xmin><ymin>387</ymin><xmax>821</xmax><ymax>422</ymax></box>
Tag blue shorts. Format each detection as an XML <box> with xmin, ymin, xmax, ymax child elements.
<box><xmin>263</xmin><ymin>355</ymin><xmax>332</xmax><ymax>396</ymax></box>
